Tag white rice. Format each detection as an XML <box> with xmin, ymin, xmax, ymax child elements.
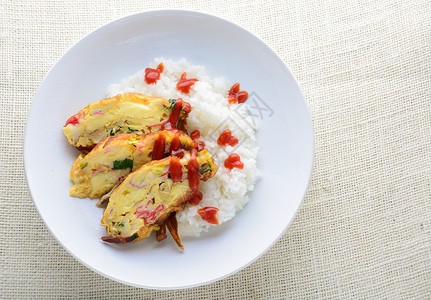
<box><xmin>107</xmin><ymin>58</ymin><xmax>259</xmax><ymax>237</ymax></box>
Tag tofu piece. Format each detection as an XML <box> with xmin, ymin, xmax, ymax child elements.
<box><xmin>69</xmin><ymin>130</ymin><xmax>195</xmax><ymax>199</ymax></box>
<box><xmin>63</xmin><ymin>93</ymin><xmax>189</xmax><ymax>150</ymax></box>
<box><xmin>101</xmin><ymin>149</ymin><xmax>217</xmax><ymax>244</ymax></box>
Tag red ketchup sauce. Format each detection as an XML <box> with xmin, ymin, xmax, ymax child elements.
<box><xmin>187</xmin><ymin>149</ymin><xmax>200</xmax><ymax>194</ymax></box>
<box><xmin>190</xmin><ymin>130</ymin><xmax>200</xmax><ymax>140</ymax></box>
<box><xmin>195</xmin><ymin>141</ymin><xmax>205</xmax><ymax>152</ymax></box>
<box><xmin>161</xmin><ymin>98</ymin><xmax>191</xmax><ymax>130</ymax></box>
<box><xmin>186</xmin><ymin>148</ymin><xmax>204</xmax><ymax>206</ymax></box>
<box><xmin>171</xmin><ymin>148</ymin><xmax>186</xmax><ymax>159</ymax></box>
<box><xmin>227</xmin><ymin>83</ymin><xmax>248</xmax><ymax>104</ymax></box>
<box><xmin>152</xmin><ymin>130</ymin><xmax>190</xmax><ymax>160</ymax></box>
<box><xmin>169</xmin><ymin>132</ymin><xmax>187</xmax><ymax>158</ymax></box>
<box><xmin>224</xmin><ymin>153</ymin><xmax>244</xmax><ymax>170</ymax></box>
<box><xmin>176</xmin><ymin>72</ymin><xmax>198</xmax><ymax>94</ymax></box>
<box><xmin>169</xmin><ymin>134</ymin><xmax>181</xmax><ymax>153</ymax></box>
<box><xmin>197</xmin><ymin>207</ymin><xmax>219</xmax><ymax>224</ymax></box>
<box><xmin>189</xmin><ymin>129</ymin><xmax>205</xmax><ymax>152</ymax></box>
<box><xmin>169</xmin><ymin>157</ymin><xmax>183</xmax><ymax>182</ymax></box>
<box><xmin>188</xmin><ymin>191</ymin><xmax>203</xmax><ymax>205</ymax></box>
<box><xmin>217</xmin><ymin>129</ymin><xmax>238</xmax><ymax>147</ymax></box>
<box><xmin>144</xmin><ymin>63</ymin><xmax>164</xmax><ymax>84</ymax></box>
<box><xmin>152</xmin><ymin>133</ymin><xmax>166</xmax><ymax>160</ymax></box>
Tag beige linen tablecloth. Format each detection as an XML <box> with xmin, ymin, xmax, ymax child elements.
<box><xmin>2</xmin><ymin>1</ymin><xmax>430</xmax><ymax>298</ymax></box>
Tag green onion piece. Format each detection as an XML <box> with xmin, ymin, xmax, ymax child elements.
<box><xmin>79</xmin><ymin>162</ymin><xmax>88</xmax><ymax>168</ymax></box>
<box><xmin>126</xmin><ymin>233</ymin><xmax>139</xmax><ymax>242</ymax></box>
<box><xmin>109</xmin><ymin>126</ymin><xmax>123</xmax><ymax>136</ymax></box>
<box><xmin>118</xmin><ymin>222</ymin><xmax>124</xmax><ymax>227</ymax></box>
<box><xmin>113</xmin><ymin>158</ymin><xmax>133</xmax><ymax>170</ymax></box>
<box><xmin>169</xmin><ymin>99</ymin><xmax>177</xmax><ymax>110</ymax></box>
<box><xmin>199</xmin><ymin>165</ymin><xmax>213</xmax><ymax>174</ymax></box>
<box><xmin>127</xmin><ymin>127</ymin><xmax>139</xmax><ymax>133</ymax></box>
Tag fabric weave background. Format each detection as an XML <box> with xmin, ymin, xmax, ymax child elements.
<box><xmin>1</xmin><ymin>0</ymin><xmax>430</xmax><ymax>298</ymax></box>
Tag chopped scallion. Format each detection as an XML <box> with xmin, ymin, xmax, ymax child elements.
<box><xmin>199</xmin><ymin>164</ymin><xmax>213</xmax><ymax>174</ymax></box>
<box><xmin>113</xmin><ymin>158</ymin><xmax>133</xmax><ymax>170</ymax></box>
<box><xmin>169</xmin><ymin>99</ymin><xmax>177</xmax><ymax>110</ymax></box>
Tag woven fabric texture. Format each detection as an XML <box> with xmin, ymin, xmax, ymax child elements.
<box><xmin>1</xmin><ymin>0</ymin><xmax>431</xmax><ymax>298</ymax></box>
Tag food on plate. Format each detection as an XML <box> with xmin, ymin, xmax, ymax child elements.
<box><xmin>227</xmin><ymin>83</ymin><xmax>249</xmax><ymax>104</ymax></box>
<box><xmin>176</xmin><ymin>72</ymin><xmax>198</xmax><ymax>94</ymax></box>
<box><xmin>63</xmin><ymin>93</ymin><xmax>190</xmax><ymax>151</ymax></box>
<box><xmin>145</xmin><ymin>63</ymin><xmax>164</xmax><ymax>84</ymax></box>
<box><xmin>107</xmin><ymin>58</ymin><xmax>259</xmax><ymax>238</ymax></box>
<box><xmin>217</xmin><ymin>129</ymin><xmax>239</xmax><ymax>147</ymax></box>
<box><xmin>224</xmin><ymin>153</ymin><xmax>244</xmax><ymax>170</ymax></box>
<box><xmin>101</xmin><ymin>150</ymin><xmax>217</xmax><ymax>247</ymax></box>
<box><xmin>64</xmin><ymin>58</ymin><xmax>259</xmax><ymax>249</ymax></box>
<box><xmin>69</xmin><ymin>130</ymin><xmax>195</xmax><ymax>199</ymax></box>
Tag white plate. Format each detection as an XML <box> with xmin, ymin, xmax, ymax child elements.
<box><xmin>24</xmin><ymin>10</ymin><xmax>314</xmax><ymax>289</ymax></box>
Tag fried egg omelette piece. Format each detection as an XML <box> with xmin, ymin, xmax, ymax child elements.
<box><xmin>63</xmin><ymin>93</ymin><xmax>189</xmax><ymax>150</ymax></box>
<box><xmin>101</xmin><ymin>149</ymin><xmax>217</xmax><ymax>245</ymax></box>
<box><xmin>69</xmin><ymin>130</ymin><xmax>195</xmax><ymax>199</ymax></box>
